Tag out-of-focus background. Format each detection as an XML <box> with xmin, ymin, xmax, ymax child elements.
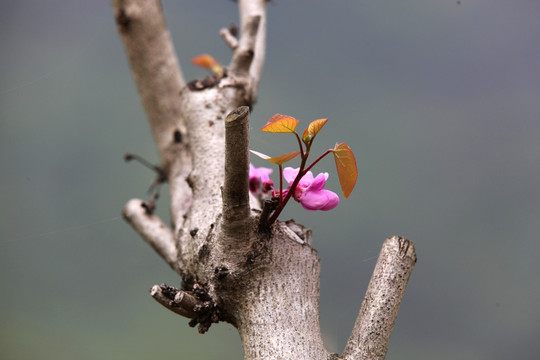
<box><xmin>1</xmin><ymin>1</ymin><xmax>539</xmax><ymax>359</ymax></box>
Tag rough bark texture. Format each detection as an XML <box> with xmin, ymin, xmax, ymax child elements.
<box><xmin>113</xmin><ymin>1</ymin><xmax>417</xmax><ymax>359</ymax></box>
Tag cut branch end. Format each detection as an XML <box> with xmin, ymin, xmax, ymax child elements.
<box><xmin>223</xmin><ymin>107</ymin><xmax>251</xmax><ymax>233</ymax></box>
<box><xmin>150</xmin><ymin>284</ymin><xmax>201</xmax><ymax>319</ymax></box>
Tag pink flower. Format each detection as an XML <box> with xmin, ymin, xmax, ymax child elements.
<box><xmin>249</xmin><ymin>164</ymin><xmax>274</xmax><ymax>194</ymax></box>
<box><xmin>283</xmin><ymin>167</ymin><xmax>339</xmax><ymax>211</ymax></box>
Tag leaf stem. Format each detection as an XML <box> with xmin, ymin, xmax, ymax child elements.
<box><xmin>278</xmin><ymin>164</ymin><xmax>283</xmax><ymax>205</ymax></box>
<box><xmin>303</xmin><ymin>149</ymin><xmax>333</xmax><ymax>174</ymax></box>
<box><xmin>294</xmin><ymin>132</ymin><xmax>305</xmax><ymax>158</ymax></box>
<box><xmin>268</xmin><ymin>156</ymin><xmax>307</xmax><ymax>225</ymax></box>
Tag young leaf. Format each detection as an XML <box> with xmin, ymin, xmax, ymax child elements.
<box><xmin>191</xmin><ymin>54</ymin><xmax>224</xmax><ymax>77</ymax></box>
<box><xmin>261</xmin><ymin>114</ymin><xmax>299</xmax><ymax>133</ymax></box>
<box><xmin>249</xmin><ymin>149</ymin><xmax>271</xmax><ymax>160</ymax></box>
<box><xmin>266</xmin><ymin>151</ymin><xmax>300</xmax><ymax>165</ymax></box>
<box><xmin>250</xmin><ymin>150</ymin><xmax>300</xmax><ymax>165</ymax></box>
<box><xmin>308</xmin><ymin>118</ymin><xmax>328</xmax><ymax>137</ymax></box>
<box><xmin>302</xmin><ymin>128</ymin><xmax>311</xmax><ymax>145</ymax></box>
<box><xmin>332</xmin><ymin>142</ymin><xmax>358</xmax><ymax>198</ymax></box>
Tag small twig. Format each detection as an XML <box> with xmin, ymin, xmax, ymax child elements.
<box><xmin>124</xmin><ymin>153</ymin><xmax>166</xmax><ymax>213</ymax></box>
<box><xmin>124</xmin><ymin>152</ymin><xmax>166</xmax><ymax>187</ymax></box>
<box><xmin>220</xmin><ymin>27</ymin><xmax>239</xmax><ymax>50</ymax></box>
<box><xmin>124</xmin><ymin>152</ymin><xmax>161</xmax><ymax>173</ymax></box>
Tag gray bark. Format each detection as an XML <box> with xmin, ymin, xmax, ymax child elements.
<box><xmin>113</xmin><ymin>1</ymin><xmax>416</xmax><ymax>359</ymax></box>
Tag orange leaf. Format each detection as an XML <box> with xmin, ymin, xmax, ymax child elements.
<box><xmin>308</xmin><ymin>118</ymin><xmax>328</xmax><ymax>137</ymax></box>
<box><xmin>332</xmin><ymin>142</ymin><xmax>358</xmax><ymax>198</ymax></box>
<box><xmin>261</xmin><ymin>114</ymin><xmax>299</xmax><ymax>133</ymax></box>
<box><xmin>250</xmin><ymin>150</ymin><xmax>300</xmax><ymax>166</ymax></box>
<box><xmin>266</xmin><ymin>151</ymin><xmax>300</xmax><ymax>165</ymax></box>
<box><xmin>191</xmin><ymin>54</ymin><xmax>223</xmax><ymax>76</ymax></box>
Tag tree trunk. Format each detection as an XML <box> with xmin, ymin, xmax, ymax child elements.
<box><xmin>113</xmin><ymin>1</ymin><xmax>417</xmax><ymax>359</ymax></box>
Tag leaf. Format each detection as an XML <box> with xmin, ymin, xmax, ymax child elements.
<box><xmin>266</xmin><ymin>151</ymin><xmax>300</xmax><ymax>165</ymax></box>
<box><xmin>249</xmin><ymin>149</ymin><xmax>271</xmax><ymax>160</ymax></box>
<box><xmin>261</xmin><ymin>114</ymin><xmax>299</xmax><ymax>133</ymax></box>
<box><xmin>308</xmin><ymin>118</ymin><xmax>328</xmax><ymax>137</ymax></box>
<box><xmin>250</xmin><ymin>150</ymin><xmax>300</xmax><ymax>165</ymax></box>
<box><xmin>191</xmin><ymin>54</ymin><xmax>224</xmax><ymax>76</ymax></box>
<box><xmin>302</xmin><ymin>128</ymin><xmax>311</xmax><ymax>145</ymax></box>
<box><xmin>332</xmin><ymin>142</ymin><xmax>358</xmax><ymax>198</ymax></box>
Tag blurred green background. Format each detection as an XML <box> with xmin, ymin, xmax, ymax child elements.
<box><xmin>1</xmin><ymin>1</ymin><xmax>539</xmax><ymax>359</ymax></box>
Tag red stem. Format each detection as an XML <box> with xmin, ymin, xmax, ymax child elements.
<box><xmin>294</xmin><ymin>132</ymin><xmax>305</xmax><ymax>158</ymax></box>
<box><xmin>267</xmin><ymin>148</ymin><xmax>334</xmax><ymax>226</ymax></box>
<box><xmin>267</xmin><ymin>133</ymin><xmax>308</xmax><ymax>225</ymax></box>
<box><xmin>304</xmin><ymin>149</ymin><xmax>333</xmax><ymax>173</ymax></box>
<box><xmin>278</xmin><ymin>164</ymin><xmax>283</xmax><ymax>205</ymax></box>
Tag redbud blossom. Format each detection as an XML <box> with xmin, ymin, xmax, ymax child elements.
<box><xmin>249</xmin><ymin>164</ymin><xmax>274</xmax><ymax>194</ymax></box>
<box><xmin>283</xmin><ymin>167</ymin><xmax>339</xmax><ymax>211</ymax></box>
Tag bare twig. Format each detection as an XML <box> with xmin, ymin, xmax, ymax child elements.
<box><xmin>220</xmin><ymin>27</ymin><xmax>239</xmax><ymax>50</ymax></box>
<box><xmin>122</xmin><ymin>199</ymin><xmax>180</xmax><ymax>274</ymax></box>
<box><xmin>342</xmin><ymin>236</ymin><xmax>417</xmax><ymax>360</ymax></box>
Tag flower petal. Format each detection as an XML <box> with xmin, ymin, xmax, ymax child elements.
<box><xmin>283</xmin><ymin>167</ymin><xmax>300</xmax><ymax>183</ymax></box>
<box><xmin>300</xmin><ymin>170</ymin><xmax>315</xmax><ymax>184</ymax></box>
<box><xmin>300</xmin><ymin>189</ymin><xmax>340</xmax><ymax>211</ymax></box>
<box><xmin>249</xmin><ymin>177</ymin><xmax>261</xmax><ymax>193</ymax></box>
<box><xmin>306</xmin><ymin>172</ymin><xmax>328</xmax><ymax>191</ymax></box>
<box><xmin>249</xmin><ymin>164</ymin><xmax>273</xmax><ymax>194</ymax></box>
<box><xmin>318</xmin><ymin>190</ymin><xmax>340</xmax><ymax>210</ymax></box>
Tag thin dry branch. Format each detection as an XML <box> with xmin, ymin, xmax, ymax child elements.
<box><xmin>220</xmin><ymin>27</ymin><xmax>239</xmax><ymax>50</ymax></box>
<box><xmin>342</xmin><ymin>236</ymin><xmax>417</xmax><ymax>360</ymax></box>
<box><xmin>123</xmin><ymin>199</ymin><xmax>180</xmax><ymax>274</ymax></box>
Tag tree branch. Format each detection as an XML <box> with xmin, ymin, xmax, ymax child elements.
<box><xmin>122</xmin><ymin>199</ymin><xmax>180</xmax><ymax>274</ymax></box>
<box><xmin>238</xmin><ymin>0</ymin><xmax>267</xmax><ymax>93</ymax></box>
<box><xmin>113</xmin><ymin>0</ymin><xmax>193</xmax><ymax>231</ymax></box>
<box><xmin>342</xmin><ymin>236</ymin><xmax>417</xmax><ymax>360</ymax></box>
<box><xmin>229</xmin><ymin>15</ymin><xmax>261</xmax><ymax>77</ymax></box>
<box><xmin>112</xmin><ymin>0</ymin><xmax>186</xmax><ymax>158</ymax></box>
<box><xmin>223</xmin><ymin>106</ymin><xmax>251</xmax><ymax>234</ymax></box>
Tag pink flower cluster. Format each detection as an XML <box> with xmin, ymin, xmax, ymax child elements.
<box><xmin>283</xmin><ymin>167</ymin><xmax>339</xmax><ymax>211</ymax></box>
<box><xmin>249</xmin><ymin>164</ymin><xmax>339</xmax><ymax>211</ymax></box>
